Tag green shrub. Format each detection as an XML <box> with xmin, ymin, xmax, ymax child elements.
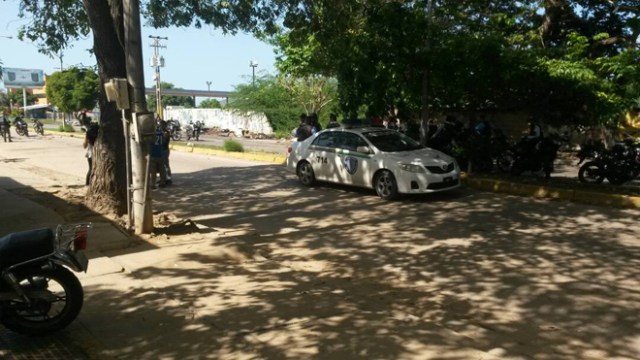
<box><xmin>223</xmin><ymin>139</ymin><xmax>244</xmax><ymax>152</ymax></box>
<box><xmin>58</xmin><ymin>124</ymin><xmax>76</xmax><ymax>132</ymax></box>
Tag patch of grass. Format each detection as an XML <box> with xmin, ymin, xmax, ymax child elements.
<box><xmin>223</xmin><ymin>139</ymin><xmax>244</xmax><ymax>152</ymax></box>
<box><xmin>58</xmin><ymin>124</ymin><xmax>76</xmax><ymax>132</ymax></box>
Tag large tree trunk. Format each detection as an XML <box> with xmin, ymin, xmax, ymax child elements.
<box><xmin>83</xmin><ymin>0</ymin><xmax>128</xmax><ymax>216</ymax></box>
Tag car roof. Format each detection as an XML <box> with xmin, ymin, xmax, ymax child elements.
<box><xmin>322</xmin><ymin>126</ymin><xmax>389</xmax><ymax>134</ymax></box>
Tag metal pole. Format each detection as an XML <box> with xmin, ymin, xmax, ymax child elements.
<box><xmin>22</xmin><ymin>88</ymin><xmax>27</xmax><ymax>118</ymax></box>
<box><xmin>249</xmin><ymin>61</ymin><xmax>258</xmax><ymax>86</ymax></box>
<box><xmin>124</xmin><ymin>0</ymin><xmax>153</xmax><ymax>234</ymax></box>
<box><xmin>122</xmin><ymin>110</ymin><xmax>132</xmax><ymax>230</ymax></box>
<box><xmin>155</xmin><ymin>64</ymin><xmax>161</xmax><ymax>117</ymax></box>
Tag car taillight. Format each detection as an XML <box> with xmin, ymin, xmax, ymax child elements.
<box><xmin>74</xmin><ymin>228</ymin><xmax>88</xmax><ymax>250</ymax></box>
<box><xmin>287</xmin><ymin>146</ymin><xmax>292</xmax><ymax>154</ymax></box>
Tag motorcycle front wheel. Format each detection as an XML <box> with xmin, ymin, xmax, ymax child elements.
<box><xmin>171</xmin><ymin>131</ymin><xmax>182</xmax><ymax>141</ymax></box>
<box><xmin>578</xmin><ymin>161</ymin><xmax>605</xmax><ymax>184</ymax></box>
<box><xmin>1</xmin><ymin>266</ymin><xmax>84</xmax><ymax>336</ymax></box>
<box><xmin>494</xmin><ymin>152</ymin><xmax>513</xmax><ymax>173</ymax></box>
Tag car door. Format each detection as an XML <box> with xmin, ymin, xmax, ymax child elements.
<box><xmin>307</xmin><ymin>132</ymin><xmax>340</xmax><ymax>181</ymax></box>
<box><xmin>335</xmin><ymin>132</ymin><xmax>375</xmax><ymax>187</ymax></box>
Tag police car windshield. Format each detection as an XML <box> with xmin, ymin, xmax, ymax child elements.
<box><xmin>363</xmin><ymin>130</ymin><xmax>423</xmax><ymax>152</ymax></box>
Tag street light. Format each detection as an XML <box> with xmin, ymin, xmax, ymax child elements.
<box><xmin>0</xmin><ymin>36</ymin><xmax>12</xmax><ymax>39</ymax></box>
<box><xmin>206</xmin><ymin>81</ymin><xmax>212</xmax><ymax>91</ymax></box>
<box><xmin>249</xmin><ymin>60</ymin><xmax>258</xmax><ymax>86</ymax></box>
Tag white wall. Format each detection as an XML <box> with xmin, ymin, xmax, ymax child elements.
<box><xmin>163</xmin><ymin>108</ymin><xmax>273</xmax><ymax>136</ymax></box>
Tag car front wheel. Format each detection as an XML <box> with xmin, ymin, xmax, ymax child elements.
<box><xmin>296</xmin><ymin>161</ymin><xmax>316</xmax><ymax>186</ymax></box>
<box><xmin>375</xmin><ymin>170</ymin><xmax>398</xmax><ymax>200</ymax></box>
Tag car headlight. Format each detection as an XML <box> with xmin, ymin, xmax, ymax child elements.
<box><xmin>398</xmin><ymin>163</ymin><xmax>425</xmax><ymax>173</ymax></box>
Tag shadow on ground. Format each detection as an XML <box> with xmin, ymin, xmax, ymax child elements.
<box><xmin>78</xmin><ymin>163</ymin><xmax>640</xmax><ymax>359</ymax></box>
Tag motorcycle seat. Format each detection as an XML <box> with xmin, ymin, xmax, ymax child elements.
<box><xmin>0</xmin><ymin>228</ymin><xmax>55</xmax><ymax>268</ymax></box>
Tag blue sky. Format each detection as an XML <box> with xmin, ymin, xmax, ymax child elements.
<box><xmin>0</xmin><ymin>1</ymin><xmax>277</xmax><ymax>93</ymax></box>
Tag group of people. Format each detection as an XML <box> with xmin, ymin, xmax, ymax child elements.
<box><xmin>82</xmin><ymin>117</ymin><xmax>174</xmax><ymax>189</ymax></box>
<box><xmin>1</xmin><ymin>113</ymin><xmax>33</xmax><ymax>142</ymax></box>
<box><xmin>294</xmin><ymin>112</ymin><xmax>323</xmax><ymax>141</ymax></box>
<box><xmin>294</xmin><ymin>112</ymin><xmax>402</xmax><ymax>142</ymax></box>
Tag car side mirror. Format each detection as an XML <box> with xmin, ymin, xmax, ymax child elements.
<box><xmin>356</xmin><ymin>146</ymin><xmax>371</xmax><ymax>154</ymax></box>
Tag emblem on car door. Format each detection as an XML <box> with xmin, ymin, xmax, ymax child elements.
<box><xmin>344</xmin><ymin>156</ymin><xmax>358</xmax><ymax>175</ymax></box>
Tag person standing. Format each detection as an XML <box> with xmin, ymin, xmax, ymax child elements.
<box><xmin>149</xmin><ymin>124</ymin><xmax>167</xmax><ymax>189</ymax></box>
<box><xmin>160</xmin><ymin>120</ymin><xmax>173</xmax><ymax>185</ymax></box>
<box><xmin>309</xmin><ymin>113</ymin><xmax>321</xmax><ymax>132</ymax></box>
<box><xmin>294</xmin><ymin>114</ymin><xmax>312</xmax><ymax>141</ymax></box>
<box><xmin>326</xmin><ymin>113</ymin><xmax>340</xmax><ymax>128</ymax></box>
<box><xmin>1</xmin><ymin>112</ymin><xmax>12</xmax><ymax>143</ymax></box>
<box><xmin>83</xmin><ymin>123</ymin><xmax>99</xmax><ymax>186</ymax></box>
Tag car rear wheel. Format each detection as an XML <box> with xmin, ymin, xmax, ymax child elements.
<box><xmin>296</xmin><ymin>161</ymin><xmax>316</xmax><ymax>186</ymax></box>
<box><xmin>375</xmin><ymin>170</ymin><xmax>398</xmax><ymax>200</ymax></box>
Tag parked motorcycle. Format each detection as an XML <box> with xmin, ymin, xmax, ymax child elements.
<box><xmin>0</xmin><ymin>223</ymin><xmax>91</xmax><ymax>335</ymax></box>
<box><xmin>13</xmin><ymin>117</ymin><xmax>29</xmax><ymax>137</ymax></box>
<box><xmin>32</xmin><ymin>119</ymin><xmax>44</xmax><ymax>136</ymax></box>
<box><xmin>167</xmin><ymin>119</ymin><xmax>182</xmax><ymax>141</ymax></box>
<box><xmin>578</xmin><ymin>140</ymin><xmax>640</xmax><ymax>185</ymax></box>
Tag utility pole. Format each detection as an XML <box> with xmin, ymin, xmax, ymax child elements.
<box><xmin>149</xmin><ymin>35</ymin><xmax>167</xmax><ymax>119</ymax></box>
<box><xmin>124</xmin><ymin>0</ymin><xmax>154</xmax><ymax>234</ymax></box>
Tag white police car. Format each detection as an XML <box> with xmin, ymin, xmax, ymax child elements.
<box><xmin>286</xmin><ymin>127</ymin><xmax>461</xmax><ymax>200</ymax></box>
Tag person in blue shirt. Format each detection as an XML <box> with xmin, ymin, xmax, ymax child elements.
<box><xmin>149</xmin><ymin>125</ymin><xmax>167</xmax><ymax>188</ymax></box>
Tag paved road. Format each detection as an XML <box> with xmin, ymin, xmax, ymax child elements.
<box><xmin>1</xmin><ymin>134</ymin><xmax>640</xmax><ymax>359</ymax></box>
<box><xmin>43</xmin><ymin>123</ymin><xmax>291</xmax><ymax>155</ymax></box>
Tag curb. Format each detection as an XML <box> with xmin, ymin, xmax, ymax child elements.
<box><xmin>170</xmin><ymin>143</ymin><xmax>286</xmax><ymax>164</ymax></box>
<box><xmin>48</xmin><ymin>130</ymin><xmax>288</xmax><ymax>164</ymax></box>
<box><xmin>464</xmin><ymin>175</ymin><xmax>640</xmax><ymax>209</ymax></box>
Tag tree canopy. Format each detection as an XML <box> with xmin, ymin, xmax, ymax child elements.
<box><xmin>199</xmin><ymin>98</ymin><xmax>222</xmax><ymax>109</ymax></box>
<box><xmin>11</xmin><ymin>0</ymin><xmax>640</xmax><ymax>213</ymax></box>
<box><xmin>147</xmin><ymin>82</ymin><xmax>195</xmax><ymax>112</ymax></box>
<box><xmin>17</xmin><ymin>0</ymin><xmax>640</xmax><ymax>127</ymax></box>
<box><xmin>46</xmin><ymin>67</ymin><xmax>100</xmax><ymax>114</ymax></box>
<box><xmin>228</xmin><ymin>74</ymin><xmax>303</xmax><ymax>138</ymax></box>
<box><xmin>269</xmin><ymin>1</ymin><xmax>640</xmax><ymax>126</ymax></box>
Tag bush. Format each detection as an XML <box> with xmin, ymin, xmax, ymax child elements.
<box><xmin>223</xmin><ymin>139</ymin><xmax>244</xmax><ymax>152</ymax></box>
<box><xmin>58</xmin><ymin>124</ymin><xmax>76</xmax><ymax>132</ymax></box>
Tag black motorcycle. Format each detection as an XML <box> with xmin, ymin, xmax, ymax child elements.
<box><xmin>0</xmin><ymin>223</ymin><xmax>91</xmax><ymax>335</ymax></box>
<box><xmin>13</xmin><ymin>118</ymin><xmax>29</xmax><ymax>137</ymax></box>
<box><xmin>32</xmin><ymin>119</ymin><xmax>44</xmax><ymax>136</ymax></box>
<box><xmin>510</xmin><ymin>137</ymin><xmax>560</xmax><ymax>179</ymax></box>
<box><xmin>167</xmin><ymin>119</ymin><xmax>182</xmax><ymax>141</ymax></box>
<box><xmin>578</xmin><ymin>140</ymin><xmax>640</xmax><ymax>185</ymax></box>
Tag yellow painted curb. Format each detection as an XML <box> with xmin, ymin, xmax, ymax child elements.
<box><xmin>464</xmin><ymin>176</ymin><xmax>640</xmax><ymax>209</ymax></box>
<box><xmin>50</xmin><ymin>130</ymin><xmax>288</xmax><ymax>164</ymax></box>
<box><xmin>47</xmin><ymin>130</ymin><xmax>82</xmax><ymax>139</ymax></box>
<box><xmin>171</xmin><ymin>143</ymin><xmax>286</xmax><ymax>164</ymax></box>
